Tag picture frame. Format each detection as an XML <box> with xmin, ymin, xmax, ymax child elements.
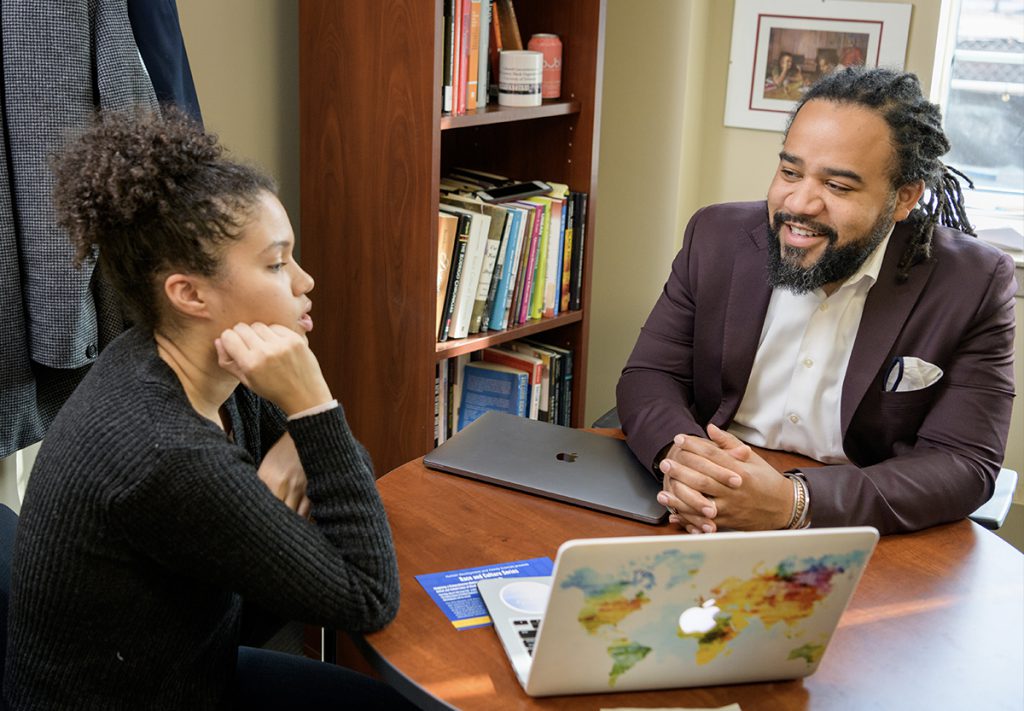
<box><xmin>724</xmin><ymin>0</ymin><xmax>911</xmax><ymax>132</ymax></box>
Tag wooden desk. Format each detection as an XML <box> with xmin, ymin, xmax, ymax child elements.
<box><xmin>356</xmin><ymin>453</ymin><xmax>1024</xmax><ymax>710</ymax></box>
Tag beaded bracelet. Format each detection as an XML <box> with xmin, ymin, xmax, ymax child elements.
<box><xmin>783</xmin><ymin>472</ymin><xmax>811</xmax><ymax>529</ymax></box>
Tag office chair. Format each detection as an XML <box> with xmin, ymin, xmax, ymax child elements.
<box><xmin>591</xmin><ymin>406</ymin><xmax>1018</xmax><ymax>530</ymax></box>
<box><xmin>970</xmin><ymin>468</ymin><xmax>1019</xmax><ymax>530</ymax></box>
<box><xmin>0</xmin><ymin>503</ymin><xmax>18</xmax><ymax>708</ymax></box>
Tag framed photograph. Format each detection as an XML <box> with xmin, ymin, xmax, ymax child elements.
<box><xmin>724</xmin><ymin>0</ymin><xmax>911</xmax><ymax>132</ymax></box>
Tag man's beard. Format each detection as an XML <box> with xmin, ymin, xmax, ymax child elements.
<box><xmin>766</xmin><ymin>203</ymin><xmax>895</xmax><ymax>294</ymax></box>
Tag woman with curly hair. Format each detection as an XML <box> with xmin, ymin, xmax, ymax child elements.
<box><xmin>4</xmin><ymin>110</ymin><xmax>410</xmax><ymax>709</ymax></box>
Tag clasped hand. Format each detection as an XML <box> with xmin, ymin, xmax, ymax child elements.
<box><xmin>657</xmin><ymin>424</ymin><xmax>793</xmax><ymax>533</ymax></box>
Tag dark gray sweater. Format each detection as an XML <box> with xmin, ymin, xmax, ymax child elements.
<box><xmin>4</xmin><ymin>328</ymin><xmax>399</xmax><ymax>709</ymax></box>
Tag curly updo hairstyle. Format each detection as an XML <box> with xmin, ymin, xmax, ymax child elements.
<box><xmin>786</xmin><ymin>67</ymin><xmax>975</xmax><ymax>282</ymax></box>
<box><xmin>52</xmin><ymin>108</ymin><xmax>276</xmax><ymax>331</ymax></box>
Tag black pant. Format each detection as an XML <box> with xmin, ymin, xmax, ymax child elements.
<box><xmin>235</xmin><ymin>647</ymin><xmax>417</xmax><ymax>710</ymax></box>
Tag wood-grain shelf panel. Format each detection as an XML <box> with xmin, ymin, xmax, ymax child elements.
<box><xmin>440</xmin><ymin>100</ymin><xmax>581</xmax><ymax>130</ymax></box>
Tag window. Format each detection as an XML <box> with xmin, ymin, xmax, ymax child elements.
<box><xmin>933</xmin><ymin>0</ymin><xmax>1024</xmax><ymax>236</ymax></box>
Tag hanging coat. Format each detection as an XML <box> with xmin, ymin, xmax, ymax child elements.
<box><xmin>0</xmin><ymin>0</ymin><xmax>158</xmax><ymax>458</ymax></box>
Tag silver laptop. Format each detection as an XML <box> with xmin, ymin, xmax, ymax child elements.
<box><xmin>477</xmin><ymin>527</ymin><xmax>879</xmax><ymax>696</ymax></box>
<box><xmin>423</xmin><ymin>411</ymin><xmax>666</xmax><ymax>523</ymax></box>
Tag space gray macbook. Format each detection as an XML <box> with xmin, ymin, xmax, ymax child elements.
<box><xmin>423</xmin><ymin>411</ymin><xmax>666</xmax><ymax>523</ymax></box>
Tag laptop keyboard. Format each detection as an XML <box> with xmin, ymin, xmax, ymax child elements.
<box><xmin>511</xmin><ymin>617</ymin><xmax>541</xmax><ymax>655</ymax></box>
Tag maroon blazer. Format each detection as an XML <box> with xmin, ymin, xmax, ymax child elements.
<box><xmin>617</xmin><ymin>201</ymin><xmax>1017</xmax><ymax>534</ymax></box>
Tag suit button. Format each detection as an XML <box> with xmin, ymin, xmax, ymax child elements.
<box><xmin>86</xmin><ymin>343</ymin><xmax>98</xmax><ymax>359</ymax></box>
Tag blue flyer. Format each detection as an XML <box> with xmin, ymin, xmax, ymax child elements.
<box><xmin>415</xmin><ymin>557</ymin><xmax>554</xmax><ymax>630</ymax></box>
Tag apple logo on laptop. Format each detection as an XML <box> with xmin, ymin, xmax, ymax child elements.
<box><xmin>556</xmin><ymin>452</ymin><xmax>578</xmax><ymax>462</ymax></box>
<box><xmin>678</xmin><ymin>598</ymin><xmax>720</xmax><ymax>635</ymax></box>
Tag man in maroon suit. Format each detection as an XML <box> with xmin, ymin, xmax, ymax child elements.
<box><xmin>617</xmin><ymin>68</ymin><xmax>1016</xmax><ymax>535</ymax></box>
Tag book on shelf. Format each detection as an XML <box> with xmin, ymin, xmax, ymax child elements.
<box><xmin>560</xmin><ymin>193</ymin><xmax>575</xmax><ymax>313</ymax></box>
<box><xmin>522</xmin><ymin>196</ymin><xmax>553</xmax><ymax>322</ymax></box>
<box><xmin>468</xmin><ymin>204</ymin><xmax>501</xmax><ymax>336</ymax></box>
<box><xmin>437</xmin><ymin>210</ymin><xmax>472</xmax><ymax>342</ymax></box>
<box><xmin>539</xmin><ymin>184</ymin><xmax>569</xmax><ymax>319</ymax></box>
<box><xmin>509</xmin><ymin>200</ymin><xmax>541</xmax><ymax>327</ymax></box>
<box><xmin>505</xmin><ymin>209</ymin><xmax>527</xmax><ymax>329</ymax></box>
<box><xmin>523</xmin><ymin>338</ymin><xmax>573</xmax><ymax>426</ymax></box>
<box><xmin>550</xmin><ymin>195</ymin><xmax>566</xmax><ymax>318</ymax></box>
<box><xmin>459</xmin><ymin>360</ymin><xmax>529</xmax><ymax>429</ymax></box>
<box><xmin>436</xmin><ymin>211</ymin><xmax>460</xmax><ymax>338</ymax></box>
<box><xmin>440</xmin><ymin>195</ymin><xmax>509</xmax><ymax>335</ymax></box>
<box><xmin>494</xmin><ymin>0</ymin><xmax>523</xmax><ymax>51</ymax></box>
<box><xmin>451</xmin><ymin>0</ymin><xmax>462</xmax><ymax>115</ymax></box>
<box><xmin>441</xmin><ymin>1</ymin><xmax>495</xmax><ymax>115</ymax></box>
<box><xmin>466</xmin><ymin>0</ymin><xmax>481</xmax><ymax>110</ymax></box>
<box><xmin>442</xmin><ymin>0</ymin><xmax>455</xmax><ymax>114</ymax></box>
<box><xmin>488</xmin><ymin>203</ymin><xmax>525</xmax><ymax>331</ymax></box>
<box><xmin>568</xmin><ymin>191</ymin><xmax>588</xmax><ymax>311</ymax></box>
<box><xmin>488</xmin><ymin>0</ymin><xmax>501</xmax><ymax>95</ymax></box>
<box><xmin>448</xmin><ymin>354</ymin><xmax>470</xmax><ymax>435</ymax></box>
<box><xmin>440</xmin><ymin>204</ymin><xmax>491</xmax><ymax>339</ymax></box>
<box><xmin>479</xmin><ymin>205</ymin><xmax>515</xmax><ymax>333</ymax></box>
<box><xmin>506</xmin><ymin>340</ymin><xmax>557</xmax><ymax>423</ymax></box>
<box><xmin>440</xmin><ymin>176</ymin><xmax>484</xmax><ymax>194</ymax></box>
<box><xmin>448</xmin><ymin>166</ymin><xmax>507</xmax><ymax>189</ymax></box>
<box><xmin>481</xmin><ymin>346</ymin><xmax>543</xmax><ymax>420</ymax></box>
<box><xmin>477</xmin><ymin>0</ymin><xmax>491</xmax><ymax>108</ymax></box>
<box><xmin>447</xmin><ymin>360</ymin><xmax>456</xmax><ymax>438</ymax></box>
<box><xmin>436</xmin><ymin>361</ymin><xmax>447</xmax><ymax>444</ymax></box>
<box><xmin>436</xmin><ymin>362</ymin><xmax>444</xmax><ymax>446</ymax></box>
<box><xmin>456</xmin><ymin>0</ymin><xmax>472</xmax><ymax>114</ymax></box>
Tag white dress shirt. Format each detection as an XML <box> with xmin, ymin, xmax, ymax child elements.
<box><xmin>728</xmin><ymin>231</ymin><xmax>892</xmax><ymax>463</ymax></box>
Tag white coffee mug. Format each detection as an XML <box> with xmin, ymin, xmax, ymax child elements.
<box><xmin>498</xmin><ymin>50</ymin><xmax>543</xmax><ymax>107</ymax></box>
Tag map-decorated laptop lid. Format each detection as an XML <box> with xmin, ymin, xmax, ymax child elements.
<box><xmin>482</xmin><ymin>527</ymin><xmax>878</xmax><ymax>697</ymax></box>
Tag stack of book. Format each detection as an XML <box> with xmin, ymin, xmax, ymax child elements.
<box><xmin>435</xmin><ymin>169</ymin><xmax>588</xmax><ymax>342</ymax></box>
<box><xmin>442</xmin><ymin>0</ymin><xmax>523</xmax><ymax>115</ymax></box>
<box><xmin>435</xmin><ymin>339</ymin><xmax>574</xmax><ymax>444</ymax></box>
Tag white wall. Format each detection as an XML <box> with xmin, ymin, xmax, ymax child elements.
<box><xmin>585</xmin><ymin>0</ymin><xmax>696</xmax><ymax>423</ymax></box>
<box><xmin>176</xmin><ymin>0</ymin><xmax>300</xmax><ymax>237</ymax></box>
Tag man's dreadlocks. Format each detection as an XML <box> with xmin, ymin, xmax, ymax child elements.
<box><xmin>786</xmin><ymin>67</ymin><xmax>975</xmax><ymax>281</ymax></box>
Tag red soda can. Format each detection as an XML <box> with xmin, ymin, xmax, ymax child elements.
<box><xmin>527</xmin><ymin>33</ymin><xmax>562</xmax><ymax>99</ymax></box>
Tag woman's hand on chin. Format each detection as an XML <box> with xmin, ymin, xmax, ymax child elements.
<box><xmin>215</xmin><ymin>322</ymin><xmax>333</xmax><ymax>415</ymax></box>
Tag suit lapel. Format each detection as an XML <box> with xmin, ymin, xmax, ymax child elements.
<box><xmin>841</xmin><ymin>222</ymin><xmax>935</xmax><ymax>434</ymax></box>
<box><xmin>713</xmin><ymin>220</ymin><xmax>773</xmax><ymax>426</ymax></box>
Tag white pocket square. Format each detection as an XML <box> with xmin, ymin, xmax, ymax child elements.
<box><xmin>885</xmin><ymin>356</ymin><xmax>943</xmax><ymax>392</ymax></box>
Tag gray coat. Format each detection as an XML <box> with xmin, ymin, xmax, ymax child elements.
<box><xmin>0</xmin><ymin>0</ymin><xmax>157</xmax><ymax>458</ymax></box>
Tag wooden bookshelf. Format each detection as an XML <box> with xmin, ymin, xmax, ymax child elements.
<box><xmin>299</xmin><ymin>0</ymin><xmax>604</xmax><ymax>477</ymax></box>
